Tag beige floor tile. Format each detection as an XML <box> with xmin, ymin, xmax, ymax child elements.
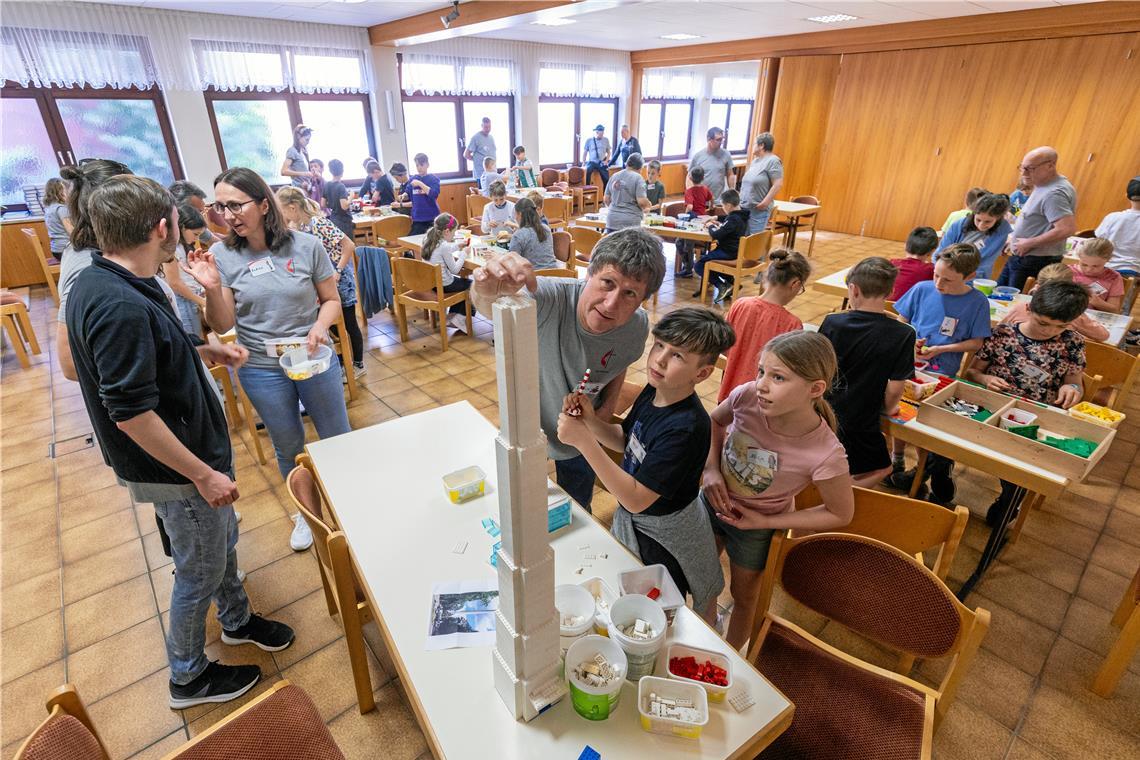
<box><xmin>63</xmin><ymin>538</ymin><xmax>149</xmax><ymax>604</ymax></box>
<box><xmin>1005</xmin><ymin>738</ymin><xmax>1061</xmax><ymax>759</ymax></box>
<box><xmin>1</xmin><ymin>610</ymin><xmax>63</xmax><ymax>684</ymax></box>
<box><xmin>327</xmin><ymin>683</ymin><xmax>428</xmax><ymax>760</ymax></box>
<box><xmin>401</xmin><ymin>364</ymin><xmax>448</xmax><ymax>386</ymax></box>
<box><xmin>347</xmin><ymin>398</ymin><xmax>399</xmax><ymax>429</ymax></box>
<box><xmin>243</xmin><ymin>551</ymin><xmax>322</xmax><ymax>615</ymax></box>
<box><xmin>142</xmin><ymin>529</ymin><xmax>173</xmax><ymax>572</ymax></box>
<box><xmin>1019</xmin><ymin>684</ymin><xmax>1139</xmax><ymax>760</ymax></box>
<box><xmin>57</xmin><ymin>483</ymin><xmax>133</xmax><ymax>532</ymax></box>
<box><xmin>122</xmin><ymin>729</ymin><xmax>189</xmax><ymax>760</ymax></box>
<box><xmin>67</xmin><ymin>618</ymin><xmax>168</xmax><ymax>704</ymax></box>
<box><xmin>996</xmin><ymin>533</ymin><xmax>1087</xmax><ymax>594</ymax></box>
<box><xmin>280</xmin><ymin>639</ymin><xmax>387</xmax><ymax>721</ymax></box>
<box><xmin>1089</xmin><ymin>533</ymin><xmax>1140</xmax><ymax>579</ymax></box>
<box><xmin>1103</xmin><ymin>508</ymin><xmax>1140</xmax><ymax>549</ymax></box>
<box><xmin>86</xmin><ymin>670</ymin><xmax>183</xmax><ymax>758</ymax></box>
<box><xmin>0</xmin><ymin>659</ymin><xmax>66</xmax><ymax>748</ymax></box>
<box><xmin>65</xmin><ymin>575</ymin><xmax>158</xmax><ymax>653</ymax></box>
<box><xmin>975</xmin><ymin>563</ymin><xmax>1071</xmax><ymax>632</ymax></box>
<box><xmin>0</xmin><ymin>434</ymin><xmax>53</xmax><ymax>471</ymax></box>
<box><xmin>1075</xmin><ymin>562</ymin><xmax>1133</xmax><ymax>614</ymax></box>
<box><xmin>418</xmin><ymin>376</ymin><xmax>468</xmax><ymax>402</ymax></box>
<box><xmin>1017</xmin><ymin>505</ymin><xmax>1101</xmax><ymax>559</ymax></box>
<box><xmin>1040</xmin><ymin>636</ymin><xmax>1140</xmax><ymax>728</ymax></box>
<box><xmin>382</xmin><ymin>387</ymin><xmax>434</xmax><ymax>415</ymax></box>
<box><xmin>59</xmin><ymin>508</ymin><xmax>138</xmax><ymax>564</ymax></box>
<box><xmin>1</xmin><ymin>531</ymin><xmax>59</xmax><ymax>588</ymax></box>
<box><xmin>0</xmin><ymin>459</ymin><xmax>55</xmax><ymax>495</ymax></box>
<box><xmin>1</xmin><ymin>503</ymin><xmax>56</xmax><ymax>553</ymax></box>
<box><xmin>923</xmin><ymin>646</ymin><xmax>1035</xmax><ymax>731</ymax></box>
<box><xmin>932</xmin><ymin>700</ymin><xmax>1014</xmax><ymax>760</ymax></box>
<box><xmin>1</xmin><ymin>568</ymin><xmax>60</xmax><ymax>631</ymax></box>
<box><xmin>1039</xmin><ymin>491</ymin><xmax>1111</xmax><ymax>532</ymax></box>
<box><xmin>970</xmin><ymin>592</ymin><xmax>1057</xmax><ymax>677</ymax></box>
<box><xmin>1115</xmin><ymin>486</ymin><xmax>1140</xmax><ymax>518</ymax></box>
<box><xmin>267</xmin><ymin>589</ymin><xmax>346</xmax><ymax>670</ymax></box>
<box><xmin>368</xmin><ymin>374</ymin><xmax>414</xmax><ymax>399</ymax></box>
<box><xmin>230</xmin><ymin>515</ymin><xmax>295</xmax><ymax>575</ymax></box>
<box><xmin>55</xmin><ymin>459</ymin><xmax>119</xmax><ymax>503</ymax></box>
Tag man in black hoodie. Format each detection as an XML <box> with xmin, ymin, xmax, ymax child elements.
<box><xmin>692</xmin><ymin>189</ymin><xmax>751</xmax><ymax>304</ymax></box>
<box><xmin>66</xmin><ymin>175</ymin><xmax>294</xmax><ymax>710</ymax></box>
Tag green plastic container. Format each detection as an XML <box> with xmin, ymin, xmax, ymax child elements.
<box><xmin>565</xmin><ymin>635</ymin><xmax>627</xmax><ymax>721</ymax></box>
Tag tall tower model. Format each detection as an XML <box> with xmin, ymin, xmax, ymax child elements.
<box><xmin>491</xmin><ymin>295</ymin><xmax>566</xmax><ymax>720</ymax></box>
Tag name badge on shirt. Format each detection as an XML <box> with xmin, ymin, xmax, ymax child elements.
<box><xmin>939</xmin><ymin>316</ymin><xmax>959</xmax><ymax>337</ymax></box>
<box><xmin>248</xmin><ymin>257</ymin><xmax>275</xmax><ymax>277</ymax></box>
<box><xmin>747</xmin><ymin>447</ymin><xmax>778</xmax><ymax>472</ymax></box>
<box><xmin>1019</xmin><ymin>363</ymin><xmax>1049</xmax><ymax>383</ymax></box>
<box><xmin>627</xmin><ymin>433</ymin><xmax>647</xmax><ymax>464</ymax></box>
<box><xmin>1089</xmin><ymin>281</ymin><xmax>1107</xmax><ymax>296</ymax></box>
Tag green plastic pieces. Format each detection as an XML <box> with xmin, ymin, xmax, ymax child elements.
<box><xmin>1007</xmin><ymin>424</ymin><xmax>1038</xmax><ymax>440</ymax></box>
<box><xmin>1042</xmin><ymin>436</ymin><xmax>1097</xmax><ymax>458</ymax></box>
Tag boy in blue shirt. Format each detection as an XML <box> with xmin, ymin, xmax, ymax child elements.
<box><xmin>888</xmin><ymin>243</ymin><xmax>990</xmax><ymax>504</ymax></box>
<box><xmin>556</xmin><ymin>307</ymin><xmax>736</xmax><ymax>615</ymax></box>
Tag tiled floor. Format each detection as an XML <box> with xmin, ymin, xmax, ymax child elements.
<box><xmin>2</xmin><ymin>230</ymin><xmax>1137</xmax><ymax>759</ymax></box>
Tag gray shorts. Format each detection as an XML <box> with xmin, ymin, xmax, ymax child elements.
<box><xmin>702</xmin><ymin>492</ymin><xmax>776</xmax><ymax>571</ymax></box>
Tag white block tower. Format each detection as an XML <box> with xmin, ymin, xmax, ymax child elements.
<box><xmin>490</xmin><ymin>295</ymin><xmax>566</xmax><ymax>721</ymax></box>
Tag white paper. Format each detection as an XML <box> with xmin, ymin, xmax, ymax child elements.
<box><xmin>426</xmin><ymin>579</ymin><xmax>499</xmax><ymax>651</ymax></box>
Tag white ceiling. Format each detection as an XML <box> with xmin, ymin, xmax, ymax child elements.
<box><xmin>81</xmin><ymin>0</ymin><xmax>1090</xmax><ymax>49</ymax></box>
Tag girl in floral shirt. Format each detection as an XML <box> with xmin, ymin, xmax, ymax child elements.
<box><xmin>277</xmin><ymin>186</ymin><xmax>365</xmax><ymax>379</ymax></box>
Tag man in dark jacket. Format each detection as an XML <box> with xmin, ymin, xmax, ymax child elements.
<box><xmin>692</xmin><ymin>188</ymin><xmax>751</xmax><ymax>304</ymax></box>
<box><xmin>610</xmin><ymin>124</ymin><xmax>643</xmax><ymax>169</ymax></box>
<box><xmin>67</xmin><ymin>175</ymin><xmax>294</xmax><ymax>710</ymax></box>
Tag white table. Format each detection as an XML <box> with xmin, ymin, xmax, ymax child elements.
<box><xmin>306</xmin><ymin>402</ymin><xmax>793</xmax><ymax>760</ymax></box>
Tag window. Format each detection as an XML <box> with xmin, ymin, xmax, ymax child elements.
<box><xmin>399</xmin><ymin>95</ymin><xmax>515</xmax><ymax>180</ymax></box>
<box><xmin>536</xmin><ymin>97</ymin><xmax>618</xmax><ymax>168</ymax></box>
<box><xmin>639</xmin><ymin>99</ymin><xmax>693</xmax><ymax>161</ymax></box>
<box><xmin>402</xmin><ymin>100</ymin><xmax>460</xmax><ymax>176</ymax></box>
<box><xmin>708</xmin><ymin>100</ymin><xmax>754</xmax><ymax>154</ymax></box>
<box><xmin>1</xmin><ymin>84</ymin><xmax>183</xmax><ymax>210</ymax></box>
<box><xmin>204</xmin><ymin>91</ymin><xmax>376</xmax><ymax>185</ymax></box>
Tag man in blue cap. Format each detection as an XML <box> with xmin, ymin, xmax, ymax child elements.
<box><xmin>583</xmin><ymin>124</ymin><xmax>611</xmax><ymax>190</ymax></box>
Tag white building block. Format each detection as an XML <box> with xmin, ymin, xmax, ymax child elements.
<box><xmin>494</xmin><ymin>609</ymin><xmax>560</xmax><ymax>678</ymax></box>
<box><xmin>495</xmin><ymin>439</ymin><xmax>551</xmax><ymax>567</ymax></box>
<box><xmin>492</xmin><ymin>296</ymin><xmax>541</xmax><ymax>445</ymax></box>
<box><xmin>496</xmin><ymin>547</ymin><xmax>556</xmax><ymax>633</ymax></box>
<box><xmin>493</xmin><ymin>650</ymin><xmax>565</xmax><ymax>722</ymax></box>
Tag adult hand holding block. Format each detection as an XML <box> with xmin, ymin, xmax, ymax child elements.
<box><xmin>472</xmin><ymin>250</ymin><xmax>537</xmax><ymax>317</ymax></box>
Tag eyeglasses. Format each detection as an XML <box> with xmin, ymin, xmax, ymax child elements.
<box><xmin>210</xmin><ymin>199</ymin><xmax>257</xmax><ymax>215</ymax></box>
<box><xmin>1018</xmin><ymin>161</ymin><xmax>1052</xmax><ymax>173</ymax></box>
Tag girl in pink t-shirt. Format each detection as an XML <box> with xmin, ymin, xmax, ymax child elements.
<box><xmin>701</xmin><ymin>331</ymin><xmax>854</xmax><ymax>650</ymax></box>
<box><xmin>1070</xmin><ymin>238</ymin><xmax>1124</xmax><ymax>313</ymax></box>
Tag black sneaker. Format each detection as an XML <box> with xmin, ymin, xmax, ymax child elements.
<box><xmin>885</xmin><ymin>468</ymin><xmax>917</xmax><ymax>492</ymax></box>
<box><xmin>675</xmin><ymin>269</ymin><xmax>693</xmax><ymax>279</ymax></box>
<box><xmin>221</xmin><ymin>614</ymin><xmax>295</xmax><ymax>652</ymax></box>
<box><xmin>985</xmin><ymin>498</ymin><xmax>1017</xmax><ymax>528</ymax></box>
<box><xmin>169</xmin><ymin>661</ymin><xmax>260</xmax><ymax>709</ymax></box>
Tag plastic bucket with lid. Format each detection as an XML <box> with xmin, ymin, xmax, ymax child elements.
<box><xmin>973</xmin><ymin>278</ymin><xmax>997</xmax><ymax>296</ymax></box>
<box><xmin>992</xmin><ymin>285</ymin><xmax>1020</xmax><ymax>301</ymax></box>
<box><xmin>565</xmin><ymin>635</ymin><xmax>627</xmax><ymax>721</ymax></box>
<box><xmin>279</xmin><ymin>344</ymin><xmax>333</xmax><ymax>381</ymax></box>
<box><xmin>608</xmin><ymin>594</ymin><xmax>667</xmax><ymax>682</ymax></box>
<box><xmin>556</xmin><ymin>584</ymin><xmax>596</xmax><ymax>658</ymax></box>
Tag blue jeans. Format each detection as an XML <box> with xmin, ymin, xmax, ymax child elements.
<box><xmin>748</xmin><ymin>208</ymin><xmax>771</xmax><ymax>236</ymax></box>
<box><xmin>696</xmin><ymin>250</ymin><xmax>735</xmax><ymax>286</ymax></box>
<box><xmin>995</xmin><ymin>254</ymin><xmax>1061</xmax><ymax>291</ymax></box>
<box><xmin>585</xmin><ymin>163</ymin><xmax>609</xmax><ymax>189</ymax></box>
<box><xmin>174</xmin><ymin>295</ymin><xmax>202</xmax><ymax>336</ymax></box>
<box><xmin>556</xmin><ymin>454</ymin><xmax>595</xmax><ymax>513</ymax></box>
<box><xmin>238</xmin><ymin>363</ymin><xmax>351</xmax><ymax>480</ymax></box>
<box><xmin>155</xmin><ymin>496</ymin><xmax>249</xmax><ymax>685</ymax></box>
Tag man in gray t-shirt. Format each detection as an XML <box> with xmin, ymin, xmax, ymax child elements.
<box><xmin>604</xmin><ymin>153</ymin><xmax>651</xmax><ymax>231</ymax></box>
<box><xmin>998</xmin><ymin>146</ymin><xmax>1077</xmax><ymax>290</ymax></box>
<box><xmin>471</xmin><ymin>227</ymin><xmax>666</xmax><ymax>512</ymax></box>
<box><xmin>465</xmin><ymin>117</ymin><xmax>497</xmax><ymax>181</ymax></box>
<box><xmin>688</xmin><ymin>127</ymin><xmax>736</xmax><ymax>200</ymax></box>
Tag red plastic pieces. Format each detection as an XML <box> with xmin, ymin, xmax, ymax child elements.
<box><xmin>646</xmin><ymin>587</ymin><xmax>662</xmax><ymax>601</ymax></box>
<box><xmin>669</xmin><ymin>656</ymin><xmax>728</xmax><ymax>686</ymax></box>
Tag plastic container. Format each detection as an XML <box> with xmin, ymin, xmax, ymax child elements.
<box><xmin>556</xmin><ymin>584</ymin><xmax>596</xmax><ymax>657</ymax></box>
<box><xmin>973</xmin><ymin>278</ymin><xmax>997</xmax><ymax>296</ymax></box>
<box><xmin>279</xmin><ymin>344</ymin><xmax>333</xmax><ymax>381</ymax></box>
<box><xmin>999</xmin><ymin>408</ymin><xmax>1039</xmax><ymax>431</ymax></box>
<box><xmin>618</xmin><ymin>564</ymin><xmax>685</xmax><ymax>620</ymax></box>
<box><xmin>903</xmin><ymin>371</ymin><xmax>939</xmax><ymax>402</ymax></box>
<box><xmin>665</xmin><ymin>643</ymin><xmax>733</xmax><ymax>703</ymax></box>
<box><xmin>1068</xmin><ymin>402</ymin><xmax>1126</xmax><ymax>429</ymax></box>
<box><xmin>441</xmin><ymin>466</ymin><xmax>486</xmax><ymax>503</ymax></box>
<box><xmin>992</xmin><ymin>286</ymin><xmax>1020</xmax><ymax>301</ymax></box>
<box><xmin>638</xmin><ymin>675</ymin><xmax>709</xmax><ymax>739</ymax></box>
<box><xmin>579</xmin><ymin>577</ymin><xmax>618</xmax><ymax>635</ymax></box>
<box><xmin>608</xmin><ymin>594</ymin><xmax>667</xmax><ymax>682</ymax></box>
<box><xmin>565</xmin><ymin>635</ymin><xmax>627</xmax><ymax>721</ymax></box>
<box><xmin>265</xmin><ymin>337</ymin><xmax>306</xmax><ymax>358</ymax></box>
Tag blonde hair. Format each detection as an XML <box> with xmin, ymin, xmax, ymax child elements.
<box><xmin>422</xmin><ymin>213</ymin><xmax>458</xmax><ymax>260</ymax></box>
<box><xmin>275</xmin><ymin>186</ymin><xmax>320</xmax><ymax>220</ymax></box>
<box><xmin>526</xmin><ymin>190</ymin><xmax>545</xmax><ymax>207</ymax></box>
<box><xmin>760</xmin><ymin>331</ymin><xmax>839</xmax><ymax>431</ymax></box>
<box><xmin>43</xmin><ymin>178</ymin><xmax>68</xmax><ymax>206</ymax></box>
<box><xmin>1036</xmin><ymin>262</ymin><xmax>1074</xmax><ymax>286</ymax></box>
<box><xmin>1079</xmin><ymin>238</ymin><xmax>1113</xmax><ymax>260</ymax></box>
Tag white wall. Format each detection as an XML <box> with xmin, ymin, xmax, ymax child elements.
<box><xmin>163</xmin><ymin>90</ymin><xmax>223</xmax><ymax>193</ymax></box>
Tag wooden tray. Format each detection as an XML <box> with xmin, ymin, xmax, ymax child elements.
<box><xmin>916</xmin><ymin>381</ymin><xmax>1115</xmax><ymax>481</ymax></box>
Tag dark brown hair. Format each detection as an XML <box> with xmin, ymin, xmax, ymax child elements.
<box><xmin>514</xmin><ymin>197</ymin><xmax>548</xmax><ymax>243</ymax></box>
<box><xmin>845</xmin><ymin>256</ymin><xmax>897</xmax><ymax>299</ymax></box>
<box><xmin>939</xmin><ymin>243</ymin><xmax>981</xmax><ymax>276</ymax></box>
<box><xmin>87</xmin><ymin>176</ymin><xmax>174</xmax><ymax>253</ymax></box>
<box><xmin>60</xmin><ymin>159</ymin><xmax>133</xmax><ymax>251</ymax></box>
<box><xmin>652</xmin><ymin>306</ymin><xmax>735</xmax><ymax>365</ymax></box>
<box><xmin>43</xmin><ymin>178</ymin><xmax>68</xmax><ymax>206</ymax></box>
<box><xmin>213</xmin><ymin>167</ymin><xmax>293</xmax><ymax>252</ymax></box>
<box><xmin>765</xmin><ymin>248</ymin><xmax>811</xmax><ymax>288</ymax></box>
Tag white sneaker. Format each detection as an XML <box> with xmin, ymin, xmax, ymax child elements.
<box><xmin>234</xmin><ymin>510</ymin><xmax>243</xmax><ymax>524</ymax></box>
<box><xmin>290</xmin><ymin>513</ymin><xmax>313</xmax><ymax>551</ymax></box>
<box><xmin>237</xmin><ymin>568</ymin><xmax>246</xmax><ymax>583</ymax></box>
<box><xmin>352</xmin><ymin>362</ymin><xmax>367</xmax><ymax>379</ymax></box>
<box><xmin>448</xmin><ymin>314</ymin><xmax>467</xmax><ymax>333</ymax></box>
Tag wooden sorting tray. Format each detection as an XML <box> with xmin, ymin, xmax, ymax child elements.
<box><xmin>916</xmin><ymin>381</ymin><xmax>1115</xmax><ymax>482</ymax></box>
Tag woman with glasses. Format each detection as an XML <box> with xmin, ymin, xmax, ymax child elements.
<box><xmin>184</xmin><ymin>167</ymin><xmax>350</xmax><ymax>552</ymax></box>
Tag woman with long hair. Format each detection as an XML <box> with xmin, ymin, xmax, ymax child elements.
<box><xmin>280</xmin><ymin>124</ymin><xmax>313</xmax><ymax>189</ymax></box>
<box><xmin>936</xmin><ymin>192</ymin><xmax>1013</xmax><ymax>280</ymax></box>
<box><xmin>183</xmin><ymin>167</ymin><xmax>350</xmax><ymax>552</ymax></box>
<box><xmin>161</xmin><ymin>202</ymin><xmax>209</xmax><ymax>335</ymax></box>
<box><xmin>42</xmin><ymin>177</ymin><xmax>73</xmax><ymax>257</ymax></box>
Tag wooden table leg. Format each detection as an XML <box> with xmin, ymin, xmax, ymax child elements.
<box><xmin>909</xmin><ymin>449</ymin><xmax>929</xmax><ymax>498</ymax></box>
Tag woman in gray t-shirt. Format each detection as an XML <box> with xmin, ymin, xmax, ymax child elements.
<box><xmin>183</xmin><ymin>168</ymin><xmax>350</xmax><ymax>496</ymax></box>
<box><xmin>508</xmin><ymin>198</ymin><xmax>558</xmax><ymax>270</ymax></box>
<box><xmin>603</xmin><ymin>153</ymin><xmax>650</xmax><ymax>232</ymax></box>
<box><xmin>280</xmin><ymin>124</ymin><xmax>313</xmax><ymax>189</ymax></box>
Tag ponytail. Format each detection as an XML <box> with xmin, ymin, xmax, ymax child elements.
<box><xmin>762</xmin><ymin>331</ymin><xmax>839</xmax><ymax>431</ymax></box>
<box><xmin>61</xmin><ymin>159</ymin><xmax>134</xmax><ymax>251</ymax></box>
<box><xmin>514</xmin><ymin>197</ymin><xmax>547</xmax><ymax>243</ymax></box>
<box><xmin>421</xmin><ymin>212</ymin><xmax>457</xmax><ymax>260</ymax></box>
<box><xmin>275</xmin><ymin>186</ymin><xmax>321</xmax><ymax>220</ymax></box>
<box><xmin>812</xmin><ymin>397</ymin><xmax>838</xmax><ymax>432</ymax></box>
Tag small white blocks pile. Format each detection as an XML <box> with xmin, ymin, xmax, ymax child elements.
<box><xmin>618</xmin><ymin>618</ymin><xmax>655</xmax><ymax>640</ymax></box>
<box><xmin>561</xmin><ymin>614</ymin><xmax>586</xmax><ymax>627</ymax></box>
<box><xmin>573</xmin><ymin>653</ymin><xmax>620</xmax><ymax>688</ymax></box>
<box><xmin>646</xmin><ymin>692</ymin><xmax>701</xmax><ymax>723</ymax></box>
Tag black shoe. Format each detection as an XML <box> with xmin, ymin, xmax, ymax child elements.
<box><xmin>169</xmin><ymin>661</ymin><xmax>260</xmax><ymax>709</ymax></box>
<box><xmin>885</xmin><ymin>468</ymin><xmax>917</xmax><ymax>492</ymax></box>
<box><xmin>222</xmin><ymin>614</ymin><xmax>295</xmax><ymax>652</ymax></box>
<box><xmin>985</xmin><ymin>498</ymin><xmax>1016</xmax><ymax>528</ymax></box>
<box><xmin>675</xmin><ymin>270</ymin><xmax>693</xmax><ymax>279</ymax></box>
<box><xmin>928</xmin><ymin>465</ymin><xmax>956</xmax><ymax>507</ymax></box>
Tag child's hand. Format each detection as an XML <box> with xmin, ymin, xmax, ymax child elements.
<box><xmin>715</xmin><ymin>508</ymin><xmax>769</xmax><ymax>530</ymax></box>
<box><xmin>980</xmin><ymin>374</ymin><xmax>1012</xmax><ymax>393</ymax></box>
<box><xmin>919</xmin><ymin>344</ymin><xmax>942</xmax><ymax>358</ymax></box>
<box><xmin>1055</xmin><ymin>383</ymin><xmax>1081</xmax><ymax>409</ymax></box>
<box><xmin>557</xmin><ymin>412</ymin><xmax>591</xmax><ymax>448</ymax></box>
<box><xmin>701</xmin><ymin>468</ymin><xmax>736</xmax><ymax>517</ymax></box>
<box><xmin>561</xmin><ymin>391</ymin><xmax>594</xmax><ymax>421</ymax></box>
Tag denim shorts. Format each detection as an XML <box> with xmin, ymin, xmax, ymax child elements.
<box><xmin>702</xmin><ymin>492</ymin><xmax>776</xmax><ymax>571</ymax></box>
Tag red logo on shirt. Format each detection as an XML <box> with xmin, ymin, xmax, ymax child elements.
<box><xmin>600</xmin><ymin>349</ymin><xmax>615</xmax><ymax>369</ymax></box>
<box><xmin>285</xmin><ymin>258</ymin><xmax>295</xmax><ymax>274</ymax></box>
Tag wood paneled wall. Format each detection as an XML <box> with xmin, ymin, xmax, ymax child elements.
<box><xmin>773</xmin><ymin>32</ymin><xmax>1140</xmax><ymax>241</ymax></box>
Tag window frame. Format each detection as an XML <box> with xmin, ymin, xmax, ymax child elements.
<box><xmin>638</xmin><ymin>97</ymin><xmax>694</xmax><ymax>162</ymax></box>
<box><xmin>398</xmin><ymin>92</ymin><xmax>516</xmax><ymax>181</ymax></box>
<box><xmin>202</xmin><ymin>88</ymin><xmax>377</xmax><ymax>187</ymax></box>
<box><xmin>710</xmin><ymin>98</ymin><xmax>755</xmax><ymax>156</ymax></box>
<box><xmin>536</xmin><ymin>95</ymin><xmax>619</xmax><ymax>170</ymax></box>
<box><xmin>1</xmin><ymin>82</ymin><xmax>184</xmax><ymax>212</ymax></box>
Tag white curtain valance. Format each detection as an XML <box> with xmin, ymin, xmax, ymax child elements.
<box><xmin>400</xmin><ymin>52</ymin><xmax>515</xmax><ymax>96</ymax></box>
<box><xmin>193</xmin><ymin>40</ymin><xmax>368</xmax><ymax>94</ymax></box>
<box><xmin>642</xmin><ymin>62</ymin><xmax>759</xmax><ymax>101</ymax></box>
<box><xmin>711</xmin><ymin>74</ymin><xmax>757</xmax><ymax>100</ymax></box>
<box><xmin>537</xmin><ymin>62</ymin><xmax>623</xmax><ymax>98</ymax></box>
<box><xmin>2</xmin><ymin>25</ymin><xmax>159</xmax><ymax>90</ymax></box>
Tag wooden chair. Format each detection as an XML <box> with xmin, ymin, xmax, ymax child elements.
<box><xmin>1074</xmin><ymin>228</ymin><xmax>1097</xmax><ymax>239</ymax></box>
<box><xmin>371</xmin><ymin>215</ymin><xmax>413</xmax><ymax>259</ymax></box>
<box><xmin>542</xmin><ymin>196</ymin><xmax>574</xmax><ymax>229</ymax></box>
<box><xmin>1082</xmin><ymin>341</ymin><xmax>1139</xmax><ymax>409</ymax></box>
<box><xmin>989</xmin><ymin>251</ymin><xmax>1010</xmax><ymax>282</ymax></box>
<box><xmin>567</xmin><ymin>166</ymin><xmax>600</xmax><ymax>212</ymax></box>
<box><xmin>569</xmin><ymin>226</ymin><xmax>603</xmax><ymax>269</ymax></box>
<box><xmin>700</xmin><ymin>230</ymin><xmax>773</xmax><ymax>304</ymax></box>
<box><xmin>534</xmin><ymin>268</ymin><xmax>578</xmax><ymax>279</ymax></box>
<box><xmin>351</xmin><ymin>221</ymin><xmax>373</xmax><ymax>247</ymax></box>
<box><xmin>552</xmin><ymin>229</ymin><xmax>572</xmax><ymax>266</ymax></box>
<box><xmin>1</xmin><ymin>298</ymin><xmax>41</xmax><ymax>369</ymax></box>
<box><xmin>21</xmin><ymin>228</ymin><xmax>60</xmax><ymax>306</ymax></box>
<box><xmin>466</xmin><ymin>194</ymin><xmax>490</xmax><ymax>230</ymax></box>
<box><xmin>392</xmin><ymin>258</ymin><xmax>472</xmax><ymax>353</ymax></box>
<box><xmin>1092</xmin><ymin>564</ymin><xmax>1140</xmax><ymax>697</ymax></box>
<box><xmin>13</xmin><ymin>684</ymin><xmax>109</xmax><ymax>760</ymax></box>
<box><xmin>209</xmin><ymin>365</ymin><xmax>267</xmax><ymax>466</ymax></box>
<box><xmin>749</xmin><ymin>533</ymin><xmax>989</xmax><ymax>757</ymax></box>
<box><xmin>661</xmin><ymin>200</ymin><xmax>685</xmax><ymax>218</ymax></box>
<box><xmin>288</xmin><ymin>455</ymin><xmax>376</xmax><ymax>713</ymax></box>
<box><xmin>1022</xmin><ymin>275</ymin><xmax>1037</xmax><ymax>294</ymax></box>
<box><xmin>773</xmin><ymin>195</ymin><xmax>820</xmax><ymax>257</ymax></box>
<box><xmin>1120</xmin><ymin>274</ymin><xmax>1138</xmax><ymax>316</ymax></box>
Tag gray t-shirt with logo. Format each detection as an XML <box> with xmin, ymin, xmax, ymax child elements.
<box><xmin>467</xmin><ymin>131</ymin><xmax>497</xmax><ymax>175</ymax></box>
<box><xmin>1012</xmin><ymin>175</ymin><xmax>1076</xmax><ymax>258</ymax></box>
<box><xmin>604</xmin><ymin>169</ymin><xmax>648</xmax><ymax>230</ymax></box>
<box><xmin>534</xmin><ymin>278</ymin><xmax>649</xmax><ymax>460</ymax></box>
<box><xmin>212</xmin><ymin>231</ymin><xmax>335</xmax><ymax>368</ymax></box>
<box><xmin>689</xmin><ymin>147</ymin><xmax>736</xmax><ymax>199</ymax></box>
<box><xmin>740</xmin><ymin>154</ymin><xmax>784</xmax><ymax>209</ymax></box>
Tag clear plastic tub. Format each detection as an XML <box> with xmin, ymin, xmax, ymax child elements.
<box><xmin>441</xmin><ymin>466</ymin><xmax>486</xmax><ymax>503</ymax></box>
<box><xmin>265</xmin><ymin>337</ymin><xmax>306</xmax><ymax>358</ymax></box>
<box><xmin>992</xmin><ymin>286</ymin><xmax>1020</xmax><ymax>301</ymax></box>
<box><xmin>973</xmin><ymin>278</ymin><xmax>997</xmax><ymax>296</ymax></box>
<box><xmin>618</xmin><ymin>564</ymin><xmax>685</xmax><ymax>618</ymax></box>
<box><xmin>666</xmin><ymin>643</ymin><xmax>733</xmax><ymax>702</ymax></box>
<box><xmin>1068</xmin><ymin>402</ymin><xmax>1126</xmax><ymax>429</ymax></box>
<box><xmin>903</xmin><ymin>371</ymin><xmax>939</xmax><ymax>402</ymax></box>
<box><xmin>279</xmin><ymin>344</ymin><xmax>333</xmax><ymax>381</ymax></box>
<box><xmin>556</xmin><ymin>584</ymin><xmax>597</xmax><ymax>658</ymax></box>
<box><xmin>637</xmin><ymin>675</ymin><xmax>708</xmax><ymax>739</ymax></box>
<box><xmin>608</xmin><ymin>594</ymin><xmax>667</xmax><ymax>682</ymax></box>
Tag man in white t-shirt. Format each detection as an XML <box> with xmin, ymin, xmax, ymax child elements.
<box><xmin>1096</xmin><ymin>176</ymin><xmax>1140</xmax><ymax>275</ymax></box>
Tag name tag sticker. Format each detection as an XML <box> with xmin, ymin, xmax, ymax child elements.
<box><xmin>1089</xmin><ymin>281</ymin><xmax>1107</xmax><ymax>296</ymax></box>
<box><xmin>248</xmin><ymin>257</ymin><xmax>275</xmax><ymax>277</ymax></box>
<box><xmin>627</xmin><ymin>433</ymin><xmax>647</xmax><ymax>464</ymax></box>
<box><xmin>1020</xmin><ymin>363</ymin><xmax>1049</xmax><ymax>383</ymax></box>
<box><xmin>939</xmin><ymin>316</ymin><xmax>959</xmax><ymax>337</ymax></box>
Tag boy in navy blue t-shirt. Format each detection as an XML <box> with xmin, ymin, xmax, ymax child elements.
<box><xmin>888</xmin><ymin>244</ymin><xmax>990</xmax><ymax>504</ymax></box>
<box><xmin>556</xmin><ymin>308</ymin><xmax>736</xmax><ymax>614</ymax></box>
